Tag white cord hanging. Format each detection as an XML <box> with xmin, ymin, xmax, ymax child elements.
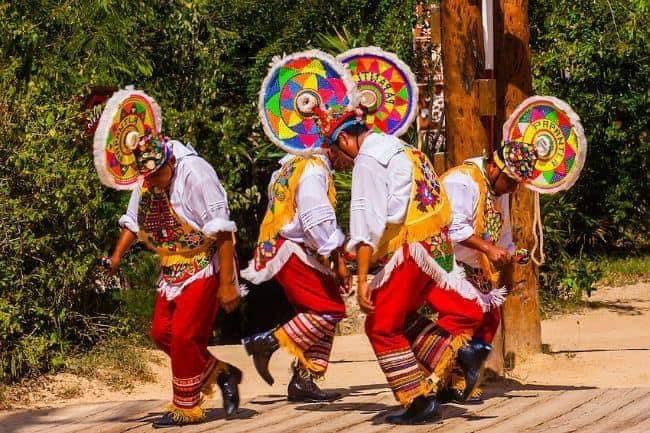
<box><xmin>531</xmin><ymin>191</ymin><xmax>545</xmax><ymax>266</ymax></box>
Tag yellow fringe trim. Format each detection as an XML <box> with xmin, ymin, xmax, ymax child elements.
<box><xmin>451</xmin><ymin>374</ymin><xmax>484</xmax><ymax>399</ymax></box>
<box><xmin>428</xmin><ymin>333</ymin><xmax>471</xmax><ymax>393</ymax></box>
<box><xmin>423</xmin><ymin>372</ymin><xmax>442</xmax><ymax>396</ymax></box>
<box><xmin>373</xmin><ymin>147</ymin><xmax>452</xmax><ymax>262</ymax></box>
<box><xmin>396</xmin><ymin>381</ymin><xmax>429</xmax><ymax>407</ymax></box>
<box><xmin>442</xmin><ymin>162</ymin><xmax>501</xmax><ymax>283</ymax></box>
<box><xmin>274</xmin><ymin>328</ymin><xmax>325</xmax><ymax>375</ymax></box>
<box><xmin>163</xmin><ymin>403</ymin><xmax>206</xmax><ymax>424</ymax></box>
<box><xmin>200</xmin><ymin>360</ymin><xmax>228</xmax><ymax>399</ymax></box>
<box><xmin>258</xmin><ymin>157</ymin><xmax>336</xmax><ymax>246</ymax></box>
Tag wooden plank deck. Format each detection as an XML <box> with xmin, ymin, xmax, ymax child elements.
<box><xmin>3</xmin><ymin>384</ymin><xmax>649</xmax><ymax>433</ymax></box>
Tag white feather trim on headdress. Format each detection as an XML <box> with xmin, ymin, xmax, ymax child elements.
<box><xmin>93</xmin><ymin>86</ymin><xmax>162</xmax><ymax>190</ymax></box>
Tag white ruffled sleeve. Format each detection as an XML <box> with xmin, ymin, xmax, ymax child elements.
<box><xmin>347</xmin><ymin>156</ymin><xmax>389</xmax><ymax>253</ymax></box>
<box><xmin>185</xmin><ymin>159</ymin><xmax>237</xmax><ymax>236</ymax></box>
<box><xmin>296</xmin><ymin>166</ymin><xmax>344</xmax><ymax>256</ymax></box>
<box><xmin>118</xmin><ymin>188</ymin><xmax>140</xmax><ymax>233</ymax></box>
<box><xmin>442</xmin><ymin>174</ymin><xmax>479</xmax><ymax>244</ymax></box>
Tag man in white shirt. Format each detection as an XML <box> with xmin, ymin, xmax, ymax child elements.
<box><xmin>404</xmin><ymin>145</ymin><xmax>536</xmax><ymax>404</ymax></box>
<box><xmin>331</xmin><ymin>111</ymin><xmax>470</xmax><ymax>424</ymax></box>
<box><xmin>431</xmin><ymin>147</ymin><xmax>531</xmax><ymax>401</ymax></box>
<box><xmin>241</xmin><ymin>152</ymin><xmax>349</xmax><ymax>403</ymax></box>
<box><xmin>105</xmin><ymin>135</ymin><xmax>241</xmax><ymax>428</ymax></box>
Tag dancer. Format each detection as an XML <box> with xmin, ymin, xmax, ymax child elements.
<box><xmin>93</xmin><ymin>88</ymin><xmax>242</xmax><ymax>428</ymax></box>
<box><xmin>241</xmin><ymin>51</ymin><xmax>351</xmax><ymax>402</ymax></box>
<box><xmin>415</xmin><ymin>95</ymin><xmax>588</xmax><ymax>403</ymax></box>
<box><xmin>404</xmin><ymin>145</ymin><xmax>521</xmax><ymax>404</ymax></box>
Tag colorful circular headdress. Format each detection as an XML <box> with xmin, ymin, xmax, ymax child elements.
<box><xmin>93</xmin><ymin>86</ymin><xmax>162</xmax><ymax>190</ymax></box>
<box><xmin>502</xmin><ymin>96</ymin><xmax>587</xmax><ymax>194</ymax></box>
<box><xmin>259</xmin><ymin>50</ymin><xmax>356</xmax><ymax>155</ymax></box>
<box><xmin>337</xmin><ymin>47</ymin><xmax>418</xmax><ymax>136</ymax></box>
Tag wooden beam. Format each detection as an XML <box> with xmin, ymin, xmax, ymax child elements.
<box><xmin>495</xmin><ymin>0</ymin><xmax>542</xmax><ymax>362</ymax></box>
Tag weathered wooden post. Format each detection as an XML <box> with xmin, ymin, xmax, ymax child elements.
<box><xmin>495</xmin><ymin>0</ymin><xmax>542</xmax><ymax>363</ymax></box>
<box><xmin>439</xmin><ymin>0</ymin><xmax>488</xmax><ymax>166</ymax></box>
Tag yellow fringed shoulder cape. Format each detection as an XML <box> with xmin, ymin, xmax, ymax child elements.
<box><xmin>441</xmin><ymin>160</ymin><xmax>504</xmax><ymax>284</ymax></box>
<box><xmin>374</xmin><ymin>147</ymin><xmax>452</xmax><ymax>265</ymax></box>
<box><xmin>256</xmin><ymin>155</ymin><xmax>336</xmax><ymax>253</ymax></box>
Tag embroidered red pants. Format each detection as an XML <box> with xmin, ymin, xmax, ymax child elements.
<box><xmin>426</xmin><ymin>286</ymin><xmax>485</xmax><ymax>336</ymax></box>
<box><xmin>427</xmin><ymin>284</ymin><xmax>501</xmax><ymax>343</ymax></box>
<box><xmin>405</xmin><ymin>285</ymin><xmax>501</xmax><ymax>388</ymax></box>
<box><xmin>365</xmin><ymin>254</ymin><xmax>434</xmax><ymax>406</ymax></box>
<box><xmin>150</xmin><ymin>274</ymin><xmax>222</xmax><ymax>409</ymax></box>
<box><xmin>475</xmin><ymin>307</ymin><xmax>500</xmax><ymax>343</ymax></box>
<box><xmin>273</xmin><ymin>255</ymin><xmax>346</xmax><ymax>375</ymax></box>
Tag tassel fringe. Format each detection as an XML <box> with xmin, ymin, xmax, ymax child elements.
<box><xmin>200</xmin><ymin>360</ymin><xmax>228</xmax><ymax>399</ymax></box>
<box><xmin>432</xmin><ymin>333</ymin><xmax>471</xmax><ymax>391</ymax></box>
<box><xmin>451</xmin><ymin>374</ymin><xmax>484</xmax><ymax>399</ymax></box>
<box><xmin>163</xmin><ymin>403</ymin><xmax>206</xmax><ymax>424</ymax></box>
<box><xmin>396</xmin><ymin>382</ymin><xmax>430</xmax><ymax>407</ymax></box>
<box><xmin>371</xmin><ymin>243</ymin><xmax>507</xmax><ymax>312</ymax></box>
<box><xmin>273</xmin><ymin>328</ymin><xmax>325</xmax><ymax>375</ymax></box>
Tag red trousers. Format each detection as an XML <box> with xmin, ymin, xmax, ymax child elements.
<box><xmin>273</xmin><ymin>255</ymin><xmax>345</xmax><ymax>374</ymax></box>
<box><xmin>366</xmin><ymin>254</ymin><xmax>434</xmax><ymax>405</ymax></box>
<box><xmin>150</xmin><ymin>275</ymin><xmax>221</xmax><ymax>409</ymax></box>
<box><xmin>426</xmin><ymin>286</ymin><xmax>501</xmax><ymax>343</ymax></box>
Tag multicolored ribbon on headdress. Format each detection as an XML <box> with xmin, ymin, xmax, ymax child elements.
<box><xmin>133</xmin><ymin>134</ymin><xmax>172</xmax><ymax>177</ymax></box>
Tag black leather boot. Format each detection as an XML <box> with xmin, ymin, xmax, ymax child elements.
<box><xmin>242</xmin><ymin>329</ymin><xmax>279</xmax><ymax>385</ymax></box>
<box><xmin>287</xmin><ymin>363</ymin><xmax>341</xmax><ymax>402</ymax></box>
<box><xmin>457</xmin><ymin>339</ymin><xmax>492</xmax><ymax>401</ymax></box>
<box><xmin>217</xmin><ymin>365</ymin><xmax>243</xmax><ymax>418</ymax></box>
<box><xmin>386</xmin><ymin>395</ymin><xmax>441</xmax><ymax>425</ymax></box>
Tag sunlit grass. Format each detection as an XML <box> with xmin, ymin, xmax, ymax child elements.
<box><xmin>598</xmin><ymin>255</ymin><xmax>650</xmax><ymax>286</ymax></box>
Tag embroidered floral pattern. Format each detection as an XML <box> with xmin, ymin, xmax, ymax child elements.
<box><xmin>139</xmin><ymin>188</ymin><xmax>208</xmax><ymax>250</ymax></box>
<box><xmin>138</xmin><ymin>187</ymin><xmax>214</xmax><ymax>285</ymax></box>
<box><xmin>481</xmin><ymin>191</ymin><xmax>503</xmax><ymax>244</ymax></box>
<box><xmin>161</xmin><ymin>245</ymin><xmax>216</xmax><ymax>285</ymax></box>
<box><xmin>426</xmin><ymin>228</ymin><xmax>454</xmax><ymax>272</ymax></box>
<box><xmin>413</xmin><ymin>150</ymin><xmax>442</xmax><ymax>213</ymax></box>
<box><xmin>254</xmin><ymin>238</ymin><xmax>279</xmax><ymax>271</ymax></box>
<box><xmin>463</xmin><ymin>264</ymin><xmax>494</xmax><ymax>295</ymax></box>
<box><xmin>268</xmin><ymin>159</ymin><xmax>297</xmax><ymax>212</ymax></box>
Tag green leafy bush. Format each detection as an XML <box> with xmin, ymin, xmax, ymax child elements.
<box><xmin>531</xmin><ymin>0</ymin><xmax>648</xmax><ymax>303</ymax></box>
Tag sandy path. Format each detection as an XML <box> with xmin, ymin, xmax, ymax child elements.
<box><xmin>509</xmin><ymin>282</ymin><xmax>650</xmax><ymax>388</ymax></box>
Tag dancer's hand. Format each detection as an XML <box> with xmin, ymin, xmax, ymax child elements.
<box><xmin>218</xmin><ymin>282</ymin><xmax>240</xmax><ymax>313</ymax></box>
<box><xmin>486</xmin><ymin>245</ymin><xmax>512</xmax><ymax>267</ymax></box>
<box><xmin>357</xmin><ymin>278</ymin><xmax>375</xmax><ymax>314</ymax></box>
<box><xmin>336</xmin><ymin>257</ymin><xmax>352</xmax><ymax>295</ymax></box>
<box><xmin>99</xmin><ymin>256</ymin><xmax>120</xmax><ymax>275</ymax></box>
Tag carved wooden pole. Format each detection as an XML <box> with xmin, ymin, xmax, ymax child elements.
<box><xmin>440</xmin><ymin>0</ymin><xmax>488</xmax><ymax>166</ymax></box>
<box><xmin>495</xmin><ymin>0</ymin><xmax>542</xmax><ymax>362</ymax></box>
<box><xmin>439</xmin><ymin>0</ymin><xmax>541</xmax><ymax>373</ymax></box>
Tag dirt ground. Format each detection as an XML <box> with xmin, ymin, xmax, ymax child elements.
<box><xmin>1</xmin><ymin>282</ymin><xmax>649</xmax><ymax>429</ymax></box>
